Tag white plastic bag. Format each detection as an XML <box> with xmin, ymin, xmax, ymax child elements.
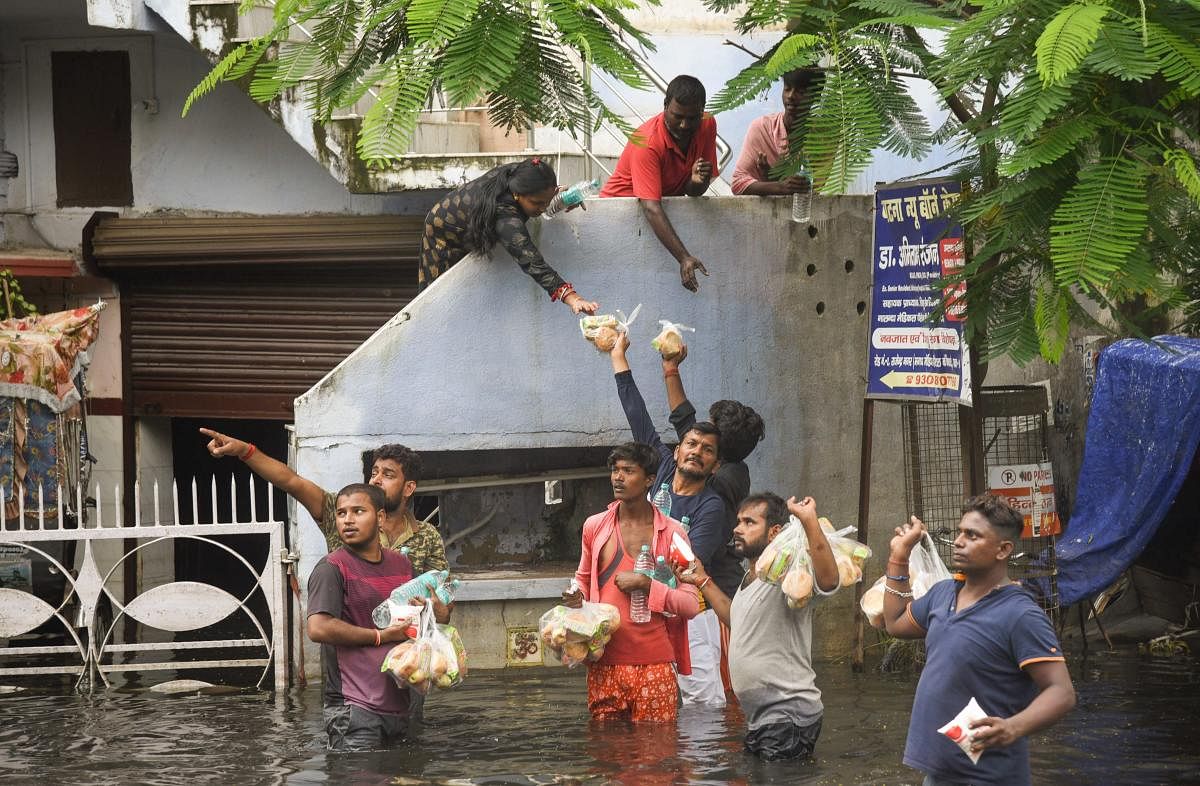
<box><xmin>754</xmin><ymin>517</ymin><xmax>808</xmax><ymax>586</ymax></box>
<box><xmin>910</xmin><ymin>532</ymin><xmax>953</xmax><ymax>598</ymax></box>
<box><xmin>580</xmin><ymin>304</ymin><xmax>641</xmax><ymax>352</ymax></box>
<box><xmin>650</xmin><ymin>319</ymin><xmax>695</xmax><ymax>361</ymax></box>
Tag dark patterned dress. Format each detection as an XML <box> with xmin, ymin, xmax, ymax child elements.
<box><xmin>418</xmin><ymin>165</ymin><xmax>571</xmax><ymax>300</ymax></box>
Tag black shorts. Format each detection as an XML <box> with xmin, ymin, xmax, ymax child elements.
<box><xmin>744</xmin><ymin>716</ymin><xmax>823</xmax><ymax>761</ymax></box>
<box><xmin>323</xmin><ymin>703</ymin><xmax>408</xmax><ymax>751</ymax></box>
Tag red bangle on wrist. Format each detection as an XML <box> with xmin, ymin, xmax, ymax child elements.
<box><xmin>551</xmin><ymin>283</ymin><xmax>574</xmax><ymax>302</ymax></box>
<box><xmin>664</xmin><ymin>368</ymin><xmax>680</xmax><ymax>378</ymax></box>
<box><xmin>241</xmin><ymin>443</ymin><xmax>257</xmax><ymax>461</ymax></box>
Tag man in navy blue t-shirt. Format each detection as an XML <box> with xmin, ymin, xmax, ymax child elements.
<box><xmin>606</xmin><ymin>332</ymin><xmax>733</xmax><ymax>708</ymax></box>
<box><xmin>882</xmin><ymin>495</ymin><xmax>1076</xmax><ymax>786</ymax></box>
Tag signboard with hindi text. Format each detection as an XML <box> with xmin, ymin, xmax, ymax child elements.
<box><xmin>987</xmin><ymin>462</ymin><xmax>1063</xmax><ymax>538</ymax></box>
<box><xmin>867</xmin><ymin>179</ymin><xmax>971</xmax><ymax>404</ymax></box>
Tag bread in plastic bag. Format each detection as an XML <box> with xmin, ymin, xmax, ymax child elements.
<box><xmin>824</xmin><ymin>523</ymin><xmax>872</xmax><ymax>588</ymax></box>
<box><xmin>781</xmin><ymin>549</ymin><xmax>815</xmax><ymax>609</ymax></box>
<box><xmin>650</xmin><ymin>320</ymin><xmax>695</xmax><ymax>361</ymax></box>
<box><xmin>580</xmin><ymin>304</ymin><xmax>640</xmax><ymax>352</ymax></box>
<box><xmin>754</xmin><ymin>518</ymin><xmax>807</xmax><ymax>585</ymax></box>
<box><xmin>538</xmin><ymin>600</ymin><xmax>622</xmax><ymax>668</ymax></box>
<box><xmin>859</xmin><ymin>529</ymin><xmax>950</xmax><ymax>629</ymax></box>
<box><xmin>860</xmin><ymin>576</ymin><xmax>887</xmax><ymax>629</ymax></box>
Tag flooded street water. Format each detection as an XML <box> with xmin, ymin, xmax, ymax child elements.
<box><xmin>1</xmin><ymin>646</ymin><xmax>1197</xmax><ymax>785</ymax></box>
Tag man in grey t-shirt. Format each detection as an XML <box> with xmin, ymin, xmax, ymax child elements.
<box><xmin>677</xmin><ymin>492</ymin><xmax>840</xmax><ymax>760</ymax></box>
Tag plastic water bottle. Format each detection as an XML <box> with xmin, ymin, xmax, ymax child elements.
<box><xmin>653</xmin><ymin>555</ymin><xmax>677</xmax><ymax>589</ymax></box>
<box><xmin>542</xmin><ymin>179</ymin><xmax>601</xmax><ymax>218</ymax></box>
<box><xmin>679</xmin><ymin>516</ymin><xmax>691</xmax><ymax>533</ymax></box>
<box><xmin>630</xmin><ymin>545</ymin><xmax>654</xmax><ymax>623</ymax></box>
<box><xmin>435</xmin><ymin>576</ymin><xmax>460</xmax><ymax>606</ymax></box>
<box><xmin>652</xmin><ymin>483</ymin><xmax>672</xmax><ymax>518</ymax></box>
<box><xmin>791</xmin><ymin>168</ymin><xmax>812</xmax><ymax>224</ymax></box>
<box><xmin>371</xmin><ymin>569</ymin><xmax>447</xmax><ymax>627</ymax></box>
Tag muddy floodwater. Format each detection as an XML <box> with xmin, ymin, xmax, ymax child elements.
<box><xmin>1</xmin><ymin>646</ymin><xmax>1197</xmax><ymax>785</ymax></box>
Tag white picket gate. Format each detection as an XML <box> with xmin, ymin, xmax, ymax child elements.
<box><xmin>0</xmin><ymin>476</ymin><xmax>292</xmax><ymax>691</ymax></box>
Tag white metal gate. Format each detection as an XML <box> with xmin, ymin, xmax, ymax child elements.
<box><xmin>0</xmin><ymin>477</ymin><xmax>291</xmax><ymax>691</ymax></box>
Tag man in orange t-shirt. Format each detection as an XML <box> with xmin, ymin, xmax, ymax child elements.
<box><xmin>600</xmin><ymin>74</ymin><xmax>719</xmax><ymax>293</ymax></box>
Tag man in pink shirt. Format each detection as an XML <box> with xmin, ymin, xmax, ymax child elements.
<box><xmin>731</xmin><ymin>69</ymin><xmax>823</xmax><ymax>196</ymax></box>
<box><xmin>562</xmin><ymin>442</ymin><xmax>701</xmax><ymax>722</ymax></box>
<box><xmin>600</xmin><ymin>75</ymin><xmax>719</xmax><ymax>292</ymax></box>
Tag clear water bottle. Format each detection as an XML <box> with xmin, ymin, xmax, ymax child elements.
<box><xmin>679</xmin><ymin>516</ymin><xmax>691</xmax><ymax>533</ymax></box>
<box><xmin>435</xmin><ymin>576</ymin><xmax>460</xmax><ymax>606</ymax></box>
<box><xmin>542</xmin><ymin>179</ymin><xmax>601</xmax><ymax>218</ymax></box>
<box><xmin>630</xmin><ymin>545</ymin><xmax>654</xmax><ymax>623</ymax></box>
<box><xmin>791</xmin><ymin>168</ymin><xmax>812</xmax><ymax>224</ymax></box>
<box><xmin>653</xmin><ymin>555</ymin><xmax>677</xmax><ymax>589</ymax></box>
<box><xmin>652</xmin><ymin>483</ymin><xmax>672</xmax><ymax>518</ymax></box>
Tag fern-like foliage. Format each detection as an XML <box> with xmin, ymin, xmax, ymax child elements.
<box><xmin>702</xmin><ymin>0</ymin><xmax>1200</xmax><ymax>361</ymax></box>
<box><xmin>186</xmin><ymin>0</ymin><xmax>662</xmax><ymax>165</ymax></box>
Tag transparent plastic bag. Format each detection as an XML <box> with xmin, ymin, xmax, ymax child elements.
<box><xmin>824</xmin><ymin>524</ymin><xmax>872</xmax><ymax>588</ymax></box>
<box><xmin>781</xmin><ymin>549</ymin><xmax>815</xmax><ymax>609</ymax></box>
<box><xmin>538</xmin><ymin>600</ymin><xmax>622</xmax><ymax>668</ymax></box>
<box><xmin>580</xmin><ymin>304</ymin><xmax>641</xmax><ymax>352</ymax></box>
<box><xmin>650</xmin><ymin>319</ymin><xmax>695</xmax><ymax>361</ymax></box>
<box><xmin>380</xmin><ymin>600</ymin><xmax>467</xmax><ymax>693</ymax></box>
<box><xmin>754</xmin><ymin>517</ymin><xmax>808</xmax><ymax>586</ymax></box>
<box><xmin>910</xmin><ymin>532</ymin><xmax>953</xmax><ymax>599</ymax></box>
<box><xmin>371</xmin><ymin>569</ymin><xmax>449</xmax><ymax>628</ymax></box>
<box><xmin>859</xmin><ymin>575</ymin><xmax>887</xmax><ymax>629</ymax></box>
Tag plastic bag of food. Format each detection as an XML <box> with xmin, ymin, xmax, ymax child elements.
<box><xmin>580</xmin><ymin>305</ymin><xmax>640</xmax><ymax>352</ymax></box>
<box><xmin>938</xmin><ymin>696</ymin><xmax>988</xmax><ymax>765</ymax></box>
<box><xmin>538</xmin><ymin>599</ymin><xmax>622</xmax><ymax>668</ymax></box>
<box><xmin>859</xmin><ymin>575</ymin><xmax>887</xmax><ymax>629</ymax></box>
<box><xmin>781</xmin><ymin>549</ymin><xmax>815</xmax><ymax>609</ymax></box>
<box><xmin>427</xmin><ymin>623</ymin><xmax>467</xmax><ymax>690</ymax></box>
<box><xmin>910</xmin><ymin>532</ymin><xmax>953</xmax><ymax>598</ymax></box>
<box><xmin>825</xmin><ymin>525</ymin><xmax>872</xmax><ymax>588</ymax></box>
<box><xmin>754</xmin><ymin>518</ymin><xmax>808</xmax><ymax>586</ymax></box>
<box><xmin>380</xmin><ymin>600</ymin><xmax>466</xmax><ymax>693</ymax></box>
<box><xmin>650</xmin><ymin>320</ymin><xmax>695</xmax><ymax>361</ymax></box>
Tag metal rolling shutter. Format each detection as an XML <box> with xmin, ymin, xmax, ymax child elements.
<box><xmin>90</xmin><ymin>216</ymin><xmax>423</xmax><ymax>419</ymax></box>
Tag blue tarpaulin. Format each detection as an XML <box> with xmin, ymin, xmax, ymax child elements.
<box><xmin>1055</xmin><ymin>336</ymin><xmax>1200</xmax><ymax>606</ymax></box>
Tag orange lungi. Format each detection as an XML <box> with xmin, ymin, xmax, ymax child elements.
<box><xmin>586</xmin><ymin>662</ymin><xmax>678</xmax><ymax>723</ymax></box>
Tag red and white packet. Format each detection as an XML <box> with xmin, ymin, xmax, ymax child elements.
<box><xmin>937</xmin><ymin>696</ymin><xmax>988</xmax><ymax>765</ymax></box>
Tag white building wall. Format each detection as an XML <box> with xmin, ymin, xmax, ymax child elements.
<box><xmin>293</xmin><ymin>195</ymin><xmax>911</xmax><ymax>668</ymax></box>
<box><xmin>0</xmin><ymin>5</ymin><xmax>430</xmax><ymax>253</ymax></box>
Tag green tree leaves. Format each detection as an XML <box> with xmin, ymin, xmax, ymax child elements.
<box><xmin>1036</xmin><ymin>2</ymin><xmax>1110</xmax><ymax>86</ymax></box>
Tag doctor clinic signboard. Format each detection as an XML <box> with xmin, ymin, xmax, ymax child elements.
<box><xmin>866</xmin><ymin>179</ymin><xmax>971</xmax><ymax>405</ymax></box>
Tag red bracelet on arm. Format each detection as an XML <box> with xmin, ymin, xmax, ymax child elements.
<box><xmin>550</xmin><ymin>283</ymin><xmax>574</xmax><ymax>302</ymax></box>
<box><xmin>241</xmin><ymin>443</ymin><xmax>257</xmax><ymax>461</ymax></box>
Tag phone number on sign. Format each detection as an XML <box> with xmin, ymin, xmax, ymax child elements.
<box><xmin>906</xmin><ymin>374</ymin><xmax>953</xmax><ymax>387</ymax></box>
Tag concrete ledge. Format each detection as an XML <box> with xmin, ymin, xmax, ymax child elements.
<box><xmin>455</xmin><ymin>576</ymin><xmax>571</xmax><ymax>602</ymax></box>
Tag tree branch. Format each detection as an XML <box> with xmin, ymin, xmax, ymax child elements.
<box><xmin>902</xmin><ymin>26</ymin><xmax>977</xmax><ymax>124</ymax></box>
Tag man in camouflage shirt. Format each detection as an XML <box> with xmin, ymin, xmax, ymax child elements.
<box><xmin>200</xmin><ymin>428</ymin><xmax>447</xmax><ymax>574</ymax></box>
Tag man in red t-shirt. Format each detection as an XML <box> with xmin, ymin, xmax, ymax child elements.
<box><xmin>600</xmin><ymin>75</ymin><xmax>719</xmax><ymax>292</ymax></box>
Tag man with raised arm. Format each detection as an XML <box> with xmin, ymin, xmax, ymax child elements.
<box><xmin>605</xmin><ymin>334</ymin><xmax>738</xmax><ymax>708</ymax></box>
<box><xmin>883</xmin><ymin>495</ymin><xmax>1076</xmax><ymax>785</ymax></box>
<box><xmin>200</xmin><ymin>428</ymin><xmax>446</xmax><ymax>572</ymax></box>
<box><xmin>678</xmin><ymin>492</ymin><xmax>839</xmax><ymax>760</ymax></box>
<box><xmin>561</xmin><ymin>442</ymin><xmax>701</xmax><ymax>723</ymax></box>
<box><xmin>307</xmin><ymin>483</ymin><xmax>449</xmax><ymax>750</ymax></box>
<box><xmin>600</xmin><ymin>74</ymin><xmax>719</xmax><ymax>293</ymax></box>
